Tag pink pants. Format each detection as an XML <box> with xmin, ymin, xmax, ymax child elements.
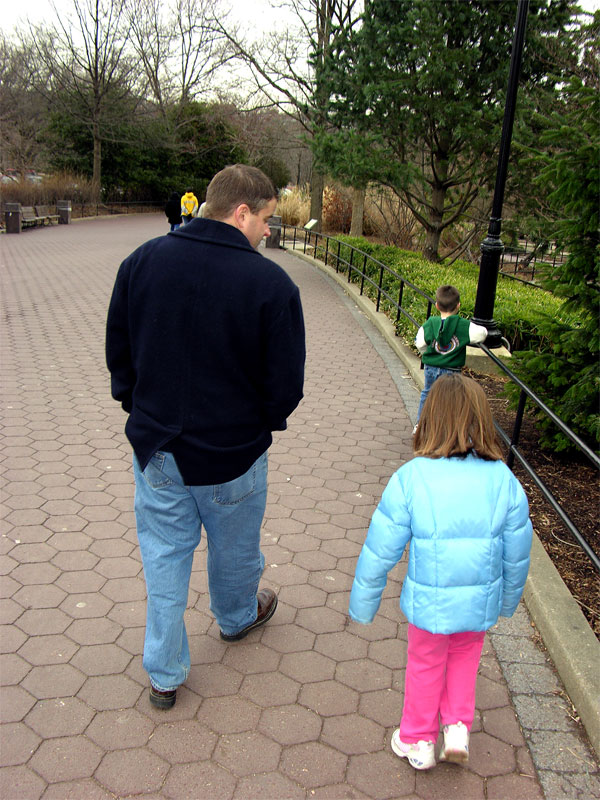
<box><xmin>400</xmin><ymin>623</ymin><xmax>486</xmax><ymax>743</ymax></box>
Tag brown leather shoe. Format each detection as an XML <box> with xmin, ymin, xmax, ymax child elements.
<box><xmin>220</xmin><ymin>588</ymin><xmax>278</xmax><ymax>641</ymax></box>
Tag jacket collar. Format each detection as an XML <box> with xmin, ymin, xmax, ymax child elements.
<box><xmin>169</xmin><ymin>218</ymin><xmax>257</xmax><ymax>254</ymax></box>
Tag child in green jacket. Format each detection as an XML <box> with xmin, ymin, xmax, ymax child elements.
<box><xmin>415</xmin><ymin>285</ymin><xmax>487</xmax><ymax>426</ymax></box>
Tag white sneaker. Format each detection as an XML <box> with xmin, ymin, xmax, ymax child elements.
<box><xmin>412</xmin><ymin>424</ymin><xmax>418</xmax><ymax>435</ymax></box>
<box><xmin>390</xmin><ymin>728</ymin><xmax>435</xmax><ymax>770</ymax></box>
<box><xmin>439</xmin><ymin>721</ymin><xmax>469</xmax><ymax>764</ymax></box>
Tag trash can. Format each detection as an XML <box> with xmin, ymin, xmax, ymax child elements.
<box><xmin>57</xmin><ymin>200</ymin><xmax>72</xmax><ymax>224</ymax></box>
<box><xmin>265</xmin><ymin>215</ymin><xmax>281</xmax><ymax>249</ymax></box>
<box><xmin>5</xmin><ymin>203</ymin><xmax>22</xmax><ymax>234</ymax></box>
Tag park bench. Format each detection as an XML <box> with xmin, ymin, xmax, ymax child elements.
<box><xmin>35</xmin><ymin>205</ymin><xmax>60</xmax><ymax>225</ymax></box>
<box><xmin>21</xmin><ymin>206</ymin><xmax>46</xmax><ymax>228</ymax></box>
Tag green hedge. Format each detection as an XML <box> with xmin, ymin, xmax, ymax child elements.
<box><xmin>319</xmin><ymin>236</ymin><xmax>579</xmax><ymax>353</ymax></box>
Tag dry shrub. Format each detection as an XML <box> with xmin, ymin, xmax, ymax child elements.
<box><xmin>0</xmin><ymin>172</ymin><xmax>96</xmax><ymax>208</ymax></box>
<box><xmin>322</xmin><ymin>185</ymin><xmax>353</xmax><ymax>233</ymax></box>
<box><xmin>276</xmin><ymin>184</ymin><xmax>310</xmax><ymax>226</ymax></box>
<box><xmin>363</xmin><ymin>185</ymin><xmax>418</xmax><ymax>248</ymax></box>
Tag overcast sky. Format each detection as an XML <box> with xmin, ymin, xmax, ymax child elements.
<box><xmin>2</xmin><ymin>0</ymin><xmax>598</xmax><ymax>35</ymax></box>
<box><xmin>0</xmin><ymin>0</ymin><xmax>282</xmax><ymax>35</ymax></box>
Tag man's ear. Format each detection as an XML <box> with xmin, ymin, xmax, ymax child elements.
<box><xmin>233</xmin><ymin>203</ymin><xmax>250</xmax><ymax>227</ymax></box>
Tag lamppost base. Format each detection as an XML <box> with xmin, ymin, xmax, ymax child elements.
<box><xmin>472</xmin><ymin>318</ymin><xmax>506</xmax><ymax>349</ymax></box>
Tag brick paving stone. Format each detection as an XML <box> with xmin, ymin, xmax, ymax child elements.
<box><xmin>482</xmin><ymin>706</ymin><xmax>527</xmax><ymax>745</ymax></box>
<box><xmin>415</xmin><ymin>764</ymin><xmax>487</xmax><ymax>798</ymax></box>
<box><xmin>299</xmin><ymin>680</ymin><xmax>359</xmax><ymax>717</ymax></box>
<box><xmin>12</xmin><ymin>583</ymin><xmax>66</xmax><ymax>609</ymax></box>
<box><xmin>28</xmin><ymin>735</ymin><xmax>103</xmax><ymax>783</ymax></box>
<box><xmin>280</xmin><ymin>740</ymin><xmax>348</xmax><ymax>788</ymax></box>
<box><xmin>233</xmin><ymin>771</ymin><xmax>306</xmax><ymax>799</ymax></box>
<box><xmin>336</xmin><ymin>658</ymin><xmax>393</xmax><ymax>692</ymax></box>
<box><xmin>321</xmin><ymin>713</ymin><xmax>385</xmax><ymax>755</ymax></box>
<box><xmin>197</xmin><ymin>695</ymin><xmax>262</xmax><ymax>734</ymax></box>
<box><xmin>41</xmin><ymin>778</ymin><xmax>115</xmax><ymax>799</ymax></box>
<box><xmin>0</xmin><ymin>722</ymin><xmax>41</xmax><ymax>766</ymax></box>
<box><xmin>346</xmin><ymin>749</ymin><xmax>414</xmax><ymax>798</ymax></box>
<box><xmin>25</xmin><ymin>697</ymin><xmax>95</xmax><ymax>738</ymax></box>
<box><xmin>70</xmin><ymin>642</ymin><xmax>133</xmax><ymax>675</ymax></box>
<box><xmin>163</xmin><ymin>761</ymin><xmax>237</xmax><ymax>800</ymax></box>
<box><xmin>78</xmin><ymin>673</ymin><xmax>143</xmax><ymax>709</ymax></box>
<box><xmin>86</xmin><ymin>709</ymin><xmax>151</xmax><ymax>749</ymax></box>
<box><xmin>310</xmin><ymin>784</ymin><xmax>372</xmax><ymax>799</ymax></box>
<box><xmin>66</xmin><ymin>617</ymin><xmax>122</xmax><ymax>645</ymax></box>
<box><xmin>21</xmin><ymin>663</ymin><xmax>86</xmax><ymax>699</ymax></box>
<box><xmin>148</xmin><ymin>720</ymin><xmax>218</xmax><ymax>763</ymax></box>
<box><xmin>0</xmin><ymin>765</ymin><xmax>46</xmax><ymax>799</ymax></box>
<box><xmin>487</xmin><ymin>772</ymin><xmax>545</xmax><ymax>799</ymax></box>
<box><xmin>0</xmin><ymin>652</ymin><xmax>31</xmax><ymax>684</ymax></box>
<box><xmin>2</xmin><ymin>218</ymin><xmax>597</xmax><ymax>799</ymax></box>
<box><xmin>358</xmin><ymin>688</ymin><xmax>404</xmax><ymax>728</ymax></box>
<box><xmin>0</xmin><ymin>685</ymin><xmax>37</xmax><ymax>722</ymax></box>
<box><xmin>214</xmin><ymin>730</ymin><xmax>282</xmax><ymax>776</ymax></box>
<box><xmin>17</xmin><ymin>634</ymin><xmax>79</xmax><ymax>666</ymax></box>
<box><xmin>468</xmin><ymin>731</ymin><xmax>517</xmax><ymax>777</ymax></box>
<box><xmin>94</xmin><ymin>748</ymin><xmax>169</xmax><ymax>795</ymax></box>
<box><xmin>240</xmin><ymin>670</ymin><xmax>300</xmax><ymax>707</ymax></box>
<box><xmin>259</xmin><ymin>703</ymin><xmax>322</xmax><ymax>745</ymax></box>
<box><xmin>222</xmin><ymin>641</ymin><xmax>281</xmax><ymax>674</ymax></box>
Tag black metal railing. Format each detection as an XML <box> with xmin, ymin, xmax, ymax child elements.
<box><xmin>499</xmin><ymin>234</ymin><xmax>568</xmax><ymax>284</ymax></box>
<box><xmin>281</xmin><ymin>223</ymin><xmax>599</xmax><ymax>573</ymax></box>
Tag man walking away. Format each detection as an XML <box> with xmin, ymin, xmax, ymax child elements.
<box><xmin>180</xmin><ymin>188</ymin><xmax>198</xmax><ymax>224</ymax></box>
<box><xmin>106</xmin><ymin>165</ymin><xmax>306</xmax><ymax>709</ymax></box>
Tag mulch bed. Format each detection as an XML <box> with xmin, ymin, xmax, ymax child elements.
<box><xmin>465</xmin><ymin>368</ymin><xmax>600</xmax><ymax>639</ymax></box>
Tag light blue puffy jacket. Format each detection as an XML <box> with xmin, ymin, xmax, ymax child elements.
<box><xmin>349</xmin><ymin>454</ymin><xmax>532</xmax><ymax>634</ymax></box>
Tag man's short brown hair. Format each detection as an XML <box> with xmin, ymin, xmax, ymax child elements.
<box><xmin>436</xmin><ymin>284</ymin><xmax>460</xmax><ymax>312</ymax></box>
<box><xmin>204</xmin><ymin>164</ymin><xmax>276</xmax><ymax>221</ymax></box>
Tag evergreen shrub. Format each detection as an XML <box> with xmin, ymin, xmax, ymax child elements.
<box><xmin>322</xmin><ymin>236</ymin><xmax>576</xmax><ymax>353</ymax></box>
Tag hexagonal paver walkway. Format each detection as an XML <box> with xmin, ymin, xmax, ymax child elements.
<box><xmin>1</xmin><ymin>215</ymin><xmax>598</xmax><ymax>799</ymax></box>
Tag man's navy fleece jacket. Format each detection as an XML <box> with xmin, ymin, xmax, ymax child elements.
<box><xmin>105</xmin><ymin>218</ymin><xmax>306</xmax><ymax>485</ymax></box>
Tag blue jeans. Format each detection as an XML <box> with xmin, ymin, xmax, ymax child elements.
<box><xmin>133</xmin><ymin>450</ymin><xmax>268</xmax><ymax>691</ymax></box>
<box><xmin>417</xmin><ymin>365</ymin><xmax>459</xmax><ymax>421</ymax></box>
<box><xmin>170</xmin><ymin>223</ymin><xmax>181</xmax><ymax>231</ymax></box>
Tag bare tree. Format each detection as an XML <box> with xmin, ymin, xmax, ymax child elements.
<box><xmin>125</xmin><ymin>0</ymin><xmax>231</xmax><ymax>114</ymax></box>
<box><xmin>212</xmin><ymin>0</ymin><xmax>362</xmax><ymax>230</ymax></box>
<box><xmin>22</xmin><ymin>0</ymin><xmax>135</xmax><ymax>195</ymax></box>
<box><xmin>0</xmin><ymin>34</ymin><xmax>47</xmax><ymax>177</ymax></box>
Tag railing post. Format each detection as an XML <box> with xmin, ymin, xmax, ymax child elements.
<box><xmin>507</xmin><ymin>389</ymin><xmax>528</xmax><ymax>469</ymax></box>
<box><xmin>336</xmin><ymin>240</ymin><xmax>341</xmax><ymax>273</ymax></box>
<box><xmin>360</xmin><ymin>254</ymin><xmax>367</xmax><ymax>294</ymax></box>
<box><xmin>376</xmin><ymin>264</ymin><xmax>384</xmax><ymax>311</ymax></box>
<box><xmin>347</xmin><ymin>249</ymin><xmax>354</xmax><ymax>283</ymax></box>
<box><xmin>396</xmin><ymin>282</ymin><xmax>404</xmax><ymax>323</ymax></box>
<box><xmin>325</xmin><ymin>236</ymin><xmax>330</xmax><ymax>267</ymax></box>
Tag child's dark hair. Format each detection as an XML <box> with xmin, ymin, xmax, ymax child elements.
<box><xmin>436</xmin><ymin>285</ymin><xmax>460</xmax><ymax>312</ymax></box>
<box><xmin>414</xmin><ymin>373</ymin><xmax>503</xmax><ymax>460</ymax></box>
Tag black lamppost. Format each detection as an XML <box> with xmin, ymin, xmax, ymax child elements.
<box><xmin>473</xmin><ymin>0</ymin><xmax>530</xmax><ymax>347</ymax></box>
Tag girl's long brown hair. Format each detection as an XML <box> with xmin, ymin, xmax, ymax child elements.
<box><xmin>414</xmin><ymin>373</ymin><xmax>504</xmax><ymax>461</ymax></box>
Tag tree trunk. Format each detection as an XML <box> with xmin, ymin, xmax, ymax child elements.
<box><xmin>92</xmin><ymin>121</ymin><xmax>102</xmax><ymax>200</ymax></box>
<box><xmin>310</xmin><ymin>170</ymin><xmax>324</xmax><ymax>232</ymax></box>
<box><xmin>423</xmin><ymin>226</ymin><xmax>442</xmax><ymax>262</ymax></box>
<box><xmin>422</xmin><ymin>148</ymin><xmax>449</xmax><ymax>261</ymax></box>
<box><xmin>350</xmin><ymin>186</ymin><xmax>365</xmax><ymax>237</ymax></box>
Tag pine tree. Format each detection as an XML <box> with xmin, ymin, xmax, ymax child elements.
<box><xmin>313</xmin><ymin>0</ymin><xmax>575</xmax><ymax>261</ymax></box>
<box><xmin>510</xmin><ymin>17</ymin><xmax>599</xmax><ymax>451</ymax></box>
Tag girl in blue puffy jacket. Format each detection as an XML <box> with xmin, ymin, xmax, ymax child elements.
<box><xmin>349</xmin><ymin>373</ymin><xmax>532</xmax><ymax>771</ymax></box>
